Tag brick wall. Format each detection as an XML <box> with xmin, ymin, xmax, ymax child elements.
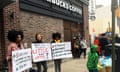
<box><xmin>83</xmin><ymin>4</ymin><xmax>89</xmax><ymax>47</ymax></box>
<box><xmin>0</xmin><ymin>1</ymin><xmax>20</xmax><ymax>69</ymax></box>
<box><xmin>1</xmin><ymin>1</ymin><xmax>20</xmax><ymax>69</ymax></box>
<box><xmin>3</xmin><ymin>1</ymin><xmax>20</xmax><ymax>49</ymax></box>
<box><xmin>20</xmin><ymin>10</ymin><xmax>64</xmax><ymax>48</ymax></box>
<box><xmin>0</xmin><ymin>10</ymin><xmax>4</xmax><ymax>68</ymax></box>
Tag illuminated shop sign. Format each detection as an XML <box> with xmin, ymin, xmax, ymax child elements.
<box><xmin>46</xmin><ymin>0</ymin><xmax>82</xmax><ymax>15</ymax></box>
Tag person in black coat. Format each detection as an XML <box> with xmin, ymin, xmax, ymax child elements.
<box><xmin>99</xmin><ymin>33</ymin><xmax>110</xmax><ymax>56</ymax></box>
<box><xmin>115</xmin><ymin>34</ymin><xmax>120</xmax><ymax>43</ymax></box>
<box><xmin>51</xmin><ymin>32</ymin><xmax>62</xmax><ymax>72</ymax></box>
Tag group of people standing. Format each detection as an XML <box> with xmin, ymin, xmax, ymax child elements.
<box><xmin>93</xmin><ymin>33</ymin><xmax>111</xmax><ymax>57</ymax></box>
<box><xmin>6</xmin><ymin>29</ymin><xmax>62</xmax><ymax>72</ymax></box>
<box><xmin>87</xmin><ymin>33</ymin><xmax>112</xmax><ymax>72</ymax></box>
<box><xmin>73</xmin><ymin>36</ymin><xmax>87</xmax><ymax>59</ymax></box>
<box><xmin>6</xmin><ymin>29</ymin><xmax>113</xmax><ymax>72</ymax></box>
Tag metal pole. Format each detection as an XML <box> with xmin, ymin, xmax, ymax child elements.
<box><xmin>112</xmin><ymin>0</ymin><xmax>118</xmax><ymax>72</ymax></box>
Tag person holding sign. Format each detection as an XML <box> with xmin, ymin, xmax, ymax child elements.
<box><xmin>33</xmin><ymin>33</ymin><xmax>48</xmax><ymax>72</ymax></box>
<box><xmin>51</xmin><ymin>32</ymin><xmax>62</xmax><ymax>72</ymax></box>
<box><xmin>6</xmin><ymin>29</ymin><xmax>25</xmax><ymax>72</ymax></box>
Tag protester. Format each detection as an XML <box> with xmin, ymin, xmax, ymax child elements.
<box><xmin>6</xmin><ymin>29</ymin><xmax>25</xmax><ymax>72</ymax></box>
<box><xmin>51</xmin><ymin>32</ymin><xmax>62</xmax><ymax>72</ymax></box>
<box><xmin>33</xmin><ymin>33</ymin><xmax>47</xmax><ymax>72</ymax></box>
<box><xmin>87</xmin><ymin>44</ymin><xmax>98</xmax><ymax>72</ymax></box>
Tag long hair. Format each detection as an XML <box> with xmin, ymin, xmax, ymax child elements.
<box><xmin>35</xmin><ymin>32</ymin><xmax>43</xmax><ymax>41</ymax></box>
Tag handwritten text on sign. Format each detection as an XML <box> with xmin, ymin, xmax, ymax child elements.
<box><xmin>52</xmin><ymin>42</ymin><xmax>72</xmax><ymax>59</ymax></box>
<box><xmin>12</xmin><ymin>48</ymin><xmax>32</xmax><ymax>72</ymax></box>
<box><xmin>32</xmin><ymin>42</ymin><xmax>72</xmax><ymax>62</ymax></box>
<box><xmin>32</xmin><ymin>43</ymin><xmax>52</xmax><ymax>62</ymax></box>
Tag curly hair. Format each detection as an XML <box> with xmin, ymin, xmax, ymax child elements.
<box><xmin>7</xmin><ymin>29</ymin><xmax>24</xmax><ymax>42</ymax></box>
<box><xmin>52</xmin><ymin>32</ymin><xmax>61</xmax><ymax>40</ymax></box>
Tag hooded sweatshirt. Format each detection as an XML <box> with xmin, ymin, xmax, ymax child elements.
<box><xmin>87</xmin><ymin>45</ymin><xmax>98</xmax><ymax>70</ymax></box>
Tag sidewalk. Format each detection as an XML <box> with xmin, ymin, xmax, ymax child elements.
<box><xmin>47</xmin><ymin>58</ymin><xmax>88</xmax><ymax>72</ymax></box>
<box><xmin>31</xmin><ymin>48</ymin><xmax>90</xmax><ymax>72</ymax></box>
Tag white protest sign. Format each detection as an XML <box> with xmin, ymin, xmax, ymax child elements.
<box><xmin>32</xmin><ymin>43</ymin><xmax>52</xmax><ymax>62</ymax></box>
<box><xmin>51</xmin><ymin>42</ymin><xmax>72</xmax><ymax>59</ymax></box>
<box><xmin>12</xmin><ymin>48</ymin><xmax>32</xmax><ymax>72</ymax></box>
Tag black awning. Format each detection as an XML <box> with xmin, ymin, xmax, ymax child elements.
<box><xmin>0</xmin><ymin>0</ymin><xmax>15</xmax><ymax>9</ymax></box>
<box><xmin>19</xmin><ymin>0</ymin><xmax>83</xmax><ymax>23</ymax></box>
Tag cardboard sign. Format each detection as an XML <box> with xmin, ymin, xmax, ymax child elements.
<box><xmin>52</xmin><ymin>42</ymin><xmax>72</xmax><ymax>59</ymax></box>
<box><xmin>32</xmin><ymin>43</ymin><xmax>52</xmax><ymax>62</ymax></box>
<box><xmin>32</xmin><ymin>42</ymin><xmax>72</xmax><ymax>62</ymax></box>
<box><xmin>12</xmin><ymin>48</ymin><xmax>32</xmax><ymax>72</ymax></box>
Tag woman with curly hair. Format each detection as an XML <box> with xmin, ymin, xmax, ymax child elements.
<box><xmin>6</xmin><ymin>29</ymin><xmax>24</xmax><ymax>72</ymax></box>
<box><xmin>51</xmin><ymin>32</ymin><xmax>62</xmax><ymax>72</ymax></box>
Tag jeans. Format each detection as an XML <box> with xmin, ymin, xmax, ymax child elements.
<box><xmin>36</xmin><ymin>61</ymin><xmax>47</xmax><ymax>72</ymax></box>
<box><xmin>54</xmin><ymin>59</ymin><xmax>61</xmax><ymax>72</ymax></box>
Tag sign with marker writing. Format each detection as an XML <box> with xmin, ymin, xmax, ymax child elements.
<box><xmin>32</xmin><ymin>42</ymin><xmax>72</xmax><ymax>62</ymax></box>
<box><xmin>12</xmin><ymin>48</ymin><xmax>32</xmax><ymax>72</ymax></box>
<box><xmin>52</xmin><ymin>42</ymin><xmax>72</xmax><ymax>59</ymax></box>
<box><xmin>32</xmin><ymin>43</ymin><xmax>52</xmax><ymax>62</ymax></box>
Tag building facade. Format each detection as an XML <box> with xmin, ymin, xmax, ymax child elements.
<box><xmin>0</xmin><ymin>0</ymin><xmax>89</xmax><ymax>69</ymax></box>
<box><xmin>88</xmin><ymin>0</ymin><xmax>96</xmax><ymax>20</ymax></box>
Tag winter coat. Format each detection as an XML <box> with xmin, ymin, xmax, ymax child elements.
<box><xmin>87</xmin><ymin>45</ymin><xmax>98</xmax><ymax>70</ymax></box>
